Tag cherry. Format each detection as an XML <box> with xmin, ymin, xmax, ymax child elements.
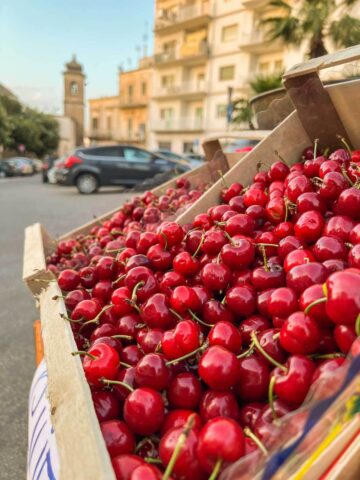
<box><xmin>158</xmin><ymin>222</ymin><xmax>184</xmax><ymax>248</ymax></box>
<box><xmin>225</xmin><ymin>213</ymin><xmax>255</xmax><ymax>237</ymax></box>
<box><xmin>135</xmin><ymin>353</ymin><xmax>170</xmax><ymax>391</ymax></box>
<box><xmin>161</xmin><ymin>410</ymin><xmax>202</xmax><ymax>436</ymax></box>
<box><xmin>168</xmin><ymin>373</ymin><xmax>203</xmax><ymax>410</ymax></box>
<box><xmin>334</xmin><ymin>325</ymin><xmax>357</xmax><ymax>353</ymax></box>
<box><xmin>296</xmin><ymin>192</ymin><xmax>326</xmax><ymax>215</ymax></box>
<box><xmin>117</xmin><ymin>314</ymin><xmax>140</xmax><ymax>339</ymax></box>
<box><xmin>273</xmin><ymin>221</ymin><xmax>294</xmax><ymax>239</ymax></box>
<box><xmin>337</xmin><ymin>187</ymin><xmax>360</xmax><ymax>220</ymax></box>
<box><xmin>238</xmin><ymin>403</ymin><xmax>263</xmax><ymax>430</ymax></box>
<box><xmin>137</xmin><ymin>231</ymin><xmax>158</xmax><ymax>254</ymax></box>
<box><xmin>199</xmin><ymin>346</ymin><xmax>239</xmax><ymax>390</ymax></box>
<box><xmin>112</xmin><ymin>454</ymin><xmax>145</xmax><ymax>480</ymax></box>
<box><xmin>193</xmin><ymin>213</ymin><xmax>213</xmax><ymax>230</ymax></box>
<box><xmin>201</xmin><ymin>262</ymin><xmax>231</xmax><ymax>292</ymax></box>
<box><xmin>257</xmin><ymin>328</ymin><xmax>287</xmax><ymax>365</ymax></box>
<box><xmin>159</xmin><ymin>271</ymin><xmax>185</xmax><ymax>295</ymax></box>
<box><xmin>122</xmin><ymin>345</ymin><xmax>143</xmax><ymax>366</ymax></box>
<box><xmin>62</xmin><ymin>289</ymin><xmax>90</xmax><ymax>311</ymax></box>
<box><xmin>251</xmin><ymin>265</ymin><xmax>285</xmax><ymax>291</ymax></box>
<box><xmin>124</xmin><ymin>387</ymin><xmax>165</xmax><ymax>435</ymax></box>
<box><xmin>268</xmin><ymin>287</ymin><xmax>298</xmax><ymax>318</ymax></box>
<box><xmin>173</xmin><ymin>251</ymin><xmax>199</xmax><ymax>277</ymax></box>
<box><xmin>201</xmin><ymin>230</ymin><xmax>227</xmax><ymax>255</ymax></box>
<box><xmin>278</xmin><ymin>236</ymin><xmax>303</xmax><ymax>259</ymax></box>
<box><xmin>244</xmin><ymin>188</ymin><xmax>267</xmax><ymax>207</ymax></box>
<box><xmin>286</xmin><ymin>262</ymin><xmax>328</xmax><ymax>294</ymax></box>
<box><xmin>101</xmin><ymin>420</ymin><xmax>135</xmax><ymax>458</ymax></box>
<box><xmin>131</xmin><ymin>464</ymin><xmax>162</xmax><ymax>480</ymax></box>
<box><xmin>170</xmin><ymin>286</ymin><xmax>200</xmax><ymax>314</ymax></box>
<box><xmin>253</xmin><ymin>400</ymin><xmax>292</xmax><ymax>442</ymax></box>
<box><xmin>221</xmin><ymin>182</ymin><xmax>243</xmax><ymax>203</ymax></box>
<box><xmin>299</xmin><ymin>284</ymin><xmax>330</xmax><ymax>327</ymax></box>
<box><xmin>272</xmin><ymin>355</ymin><xmax>315</xmax><ymax>405</ymax></box>
<box><xmin>313</xmin><ymin>236</ymin><xmax>347</xmax><ymax>262</ymax></box>
<box><xmin>92</xmin><ymin>391</ymin><xmax>120</xmax><ymax>422</ymax></box>
<box><xmin>112</xmin><ymin>287</ymin><xmax>134</xmax><ymax>317</ymax></box>
<box><xmin>312</xmin><ymin>357</ymin><xmax>345</xmax><ymax>384</ymax></box>
<box><xmin>58</xmin><ymin>269</ymin><xmax>80</xmax><ymax>291</ymax></box>
<box><xmin>325</xmin><ymin>269</ymin><xmax>360</xmax><ymax>325</ymax></box>
<box><xmin>162</xmin><ymin>320</ymin><xmax>201</xmax><ymax>360</ymax></box>
<box><xmin>79</xmin><ymin>266</ymin><xmax>98</xmax><ymax>288</ymax></box>
<box><xmin>141</xmin><ymin>293</ymin><xmax>175</xmax><ymax>329</ymax></box>
<box><xmin>319</xmin><ymin>171</ymin><xmax>349</xmax><ymax>201</ymax></box>
<box><xmin>228</xmin><ymin>195</ymin><xmax>246</xmax><ymax>213</ymax></box>
<box><xmin>348</xmin><ymin>244</ymin><xmax>360</xmax><ymax>268</ymax></box>
<box><xmin>323</xmin><ymin>215</ymin><xmax>355</xmax><ymax>242</ymax></box>
<box><xmin>286</xmin><ymin>174</ymin><xmax>313</xmax><ymax>203</ymax></box>
<box><xmin>236</xmin><ymin>356</ymin><xmax>270</xmax><ymax>402</ymax></box>
<box><xmin>197</xmin><ymin>417</ymin><xmax>245</xmax><ymax>474</ymax></box>
<box><xmin>280</xmin><ymin>312</ymin><xmax>321</xmax><ymax>354</ymax></box>
<box><xmin>208</xmin><ymin>321</ymin><xmax>242</xmax><ymax>354</ymax></box>
<box><xmin>96</xmin><ymin>256</ymin><xmax>118</xmax><ymax>280</ymax></box>
<box><xmin>265</xmin><ymin>197</ymin><xmax>286</xmax><ymax>224</ymax></box>
<box><xmin>112</xmin><ymin>367</ymin><xmax>136</xmax><ymax>402</ymax></box>
<box><xmin>269</xmin><ymin>161</ymin><xmax>290</xmax><ymax>181</ymax></box>
<box><xmin>220</xmin><ymin>238</ymin><xmax>255</xmax><ymax>269</ymax></box>
<box><xmin>125</xmin><ymin>266</ymin><xmax>158</xmax><ymax>303</ymax></box>
<box><xmin>137</xmin><ymin>328</ymin><xmax>163</xmax><ymax>354</ymax></box>
<box><xmin>225</xmin><ymin>285</ymin><xmax>256</xmax><ymax>316</ymax></box>
<box><xmin>147</xmin><ymin>244</ymin><xmax>173</xmax><ymax>271</ymax></box>
<box><xmin>200</xmin><ymin>390</ymin><xmax>240</xmax><ymax>423</ymax></box>
<box><xmin>294</xmin><ymin>210</ymin><xmax>324</xmax><ymax>243</ymax></box>
<box><xmin>239</xmin><ymin>315</ymin><xmax>271</xmax><ymax>345</ymax></box>
<box><xmin>350</xmin><ymin>223</ymin><xmax>360</xmax><ymax>244</ymax></box>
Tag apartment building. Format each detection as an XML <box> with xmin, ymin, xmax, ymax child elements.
<box><xmin>88</xmin><ymin>57</ymin><xmax>152</xmax><ymax>147</ymax></box>
<box><xmin>149</xmin><ymin>0</ymin><xmax>307</xmax><ymax>153</ymax></box>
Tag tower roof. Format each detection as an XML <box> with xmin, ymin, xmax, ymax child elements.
<box><xmin>65</xmin><ymin>54</ymin><xmax>83</xmax><ymax>72</ymax></box>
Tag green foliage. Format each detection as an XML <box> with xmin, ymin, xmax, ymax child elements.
<box><xmin>260</xmin><ymin>0</ymin><xmax>360</xmax><ymax>59</ymax></box>
<box><xmin>250</xmin><ymin>72</ymin><xmax>283</xmax><ymax>94</ymax></box>
<box><xmin>232</xmin><ymin>98</ymin><xmax>253</xmax><ymax>125</ymax></box>
<box><xmin>0</xmin><ymin>95</ymin><xmax>59</xmax><ymax>157</ymax></box>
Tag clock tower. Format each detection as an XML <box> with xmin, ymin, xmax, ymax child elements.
<box><xmin>63</xmin><ymin>55</ymin><xmax>85</xmax><ymax>146</ymax></box>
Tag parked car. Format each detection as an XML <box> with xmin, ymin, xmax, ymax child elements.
<box><xmin>0</xmin><ymin>160</ymin><xmax>14</xmax><ymax>177</ymax></box>
<box><xmin>56</xmin><ymin>145</ymin><xmax>191</xmax><ymax>194</ymax></box>
<box><xmin>48</xmin><ymin>157</ymin><xmax>65</xmax><ymax>184</ymax></box>
<box><xmin>153</xmin><ymin>149</ymin><xmax>204</xmax><ymax>169</ymax></box>
<box><xmin>42</xmin><ymin>156</ymin><xmax>58</xmax><ymax>183</ymax></box>
<box><xmin>4</xmin><ymin>157</ymin><xmax>35</xmax><ymax>175</ymax></box>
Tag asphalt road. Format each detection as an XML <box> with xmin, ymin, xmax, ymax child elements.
<box><xmin>0</xmin><ymin>175</ymin><xmax>131</xmax><ymax>479</ymax></box>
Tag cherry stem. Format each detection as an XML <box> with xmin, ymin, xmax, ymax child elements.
<box><xmin>105</xmin><ymin>247</ymin><xmax>125</xmax><ymax>254</ymax></box>
<box><xmin>135</xmin><ymin>437</ymin><xmax>159</xmax><ymax>454</ymax></box>
<box><xmin>60</xmin><ymin>313</ymin><xmax>84</xmax><ymax>324</ymax></box>
<box><xmin>341</xmin><ymin>165</ymin><xmax>355</xmax><ymax>186</ymax></box>
<box><xmin>337</xmin><ymin>135</ymin><xmax>352</xmax><ymax>156</ymax></box>
<box><xmin>162</xmin><ymin>414</ymin><xmax>195</xmax><ymax>480</ymax></box>
<box><xmin>268</xmin><ymin>375</ymin><xmax>278</xmax><ymax>422</ymax></box>
<box><xmin>132</xmin><ymin>281</ymin><xmax>145</xmax><ymax>303</ymax></box>
<box><xmin>192</xmin><ymin>230</ymin><xmax>205</xmax><ymax>258</ymax></box>
<box><xmin>166</xmin><ymin>341</ymin><xmax>208</xmax><ymax>366</ymax></box>
<box><xmin>313</xmin><ymin>138</ymin><xmax>319</xmax><ymax>159</ymax></box>
<box><xmin>169</xmin><ymin>308</ymin><xmax>183</xmax><ymax>321</ymax></box>
<box><xmin>310</xmin><ymin>353</ymin><xmax>345</xmax><ymax>360</ymax></box>
<box><xmin>100</xmin><ymin>378</ymin><xmax>134</xmax><ymax>392</ymax></box>
<box><xmin>188</xmin><ymin>309</ymin><xmax>213</xmax><ymax>328</ymax></box>
<box><xmin>208</xmin><ymin>458</ymin><xmax>223</xmax><ymax>480</ymax></box>
<box><xmin>304</xmin><ymin>297</ymin><xmax>326</xmax><ymax>315</ymax></box>
<box><xmin>274</xmin><ymin>150</ymin><xmax>287</xmax><ymax>165</ymax></box>
<box><xmin>111</xmin><ymin>335</ymin><xmax>133</xmax><ymax>341</ymax></box>
<box><xmin>256</xmin><ymin>243</ymin><xmax>279</xmax><ymax>248</ymax></box>
<box><xmin>244</xmin><ymin>427</ymin><xmax>268</xmax><ymax>456</ymax></box>
<box><xmin>71</xmin><ymin>350</ymin><xmax>97</xmax><ymax>360</ymax></box>
<box><xmin>355</xmin><ymin>313</ymin><xmax>360</xmax><ymax>337</ymax></box>
<box><xmin>79</xmin><ymin>304</ymin><xmax>114</xmax><ymax>332</ymax></box>
<box><xmin>160</xmin><ymin>232</ymin><xmax>168</xmax><ymax>251</ymax></box>
<box><xmin>284</xmin><ymin>198</ymin><xmax>289</xmax><ymax>222</ymax></box>
<box><xmin>112</xmin><ymin>274</ymin><xmax>126</xmax><ymax>287</ymax></box>
<box><xmin>144</xmin><ymin>457</ymin><xmax>162</xmax><ymax>465</ymax></box>
<box><xmin>259</xmin><ymin>245</ymin><xmax>269</xmax><ymax>272</ymax></box>
<box><xmin>272</xmin><ymin>332</ymin><xmax>280</xmax><ymax>340</ymax></box>
<box><xmin>251</xmin><ymin>332</ymin><xmax>287</xmax><ymax>372</ymax></box>
<box><xmin>323</xmin><ymin>147</ymin><xmax>330</xmax><ymax>158</ymax></box>
<box><xmin>119</xmin><ymin>361</ymin><xmax>132</xmax><ymax>368</ymax></box>
<box><xmin>237</xmin><ymin>341</ymin><xmax>255</xmax><ymax>359</ymax></box>
<box><xmin>223</xmin><ymin>230</ymin><xmax>236</xmax><ymax>246</ymax></box>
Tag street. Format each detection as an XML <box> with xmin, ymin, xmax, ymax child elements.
<box><xmin>0</xmin><ymin>175</ymin><xmax>131</xmax><ymax>479</ymax></box>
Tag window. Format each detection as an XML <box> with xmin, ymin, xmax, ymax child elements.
<box><xmin>274</xmin><ymin>60</ymin><xmax>283</xmax><ymax>72</ymax></box>
<box><xmin>70</xmin><ymin>81</ymin><xmax>78</xmax><ymax>95</ymax></box>
<box><xmin>160</xmin><ymin>108</ymin><xmax>173</xmax><ymax>119</ymax></box>
<box><xmin>221</xmin><ymin>24</ymin><xmax>238</xmax><ymax>42</ymax></box>
<box><xmin>139</xmin><ymin>123</ymin><xmax>146</xmax><ymax>140</ymax></box>
<box><xmin>123</xmin><ymin>147</ymin><xmax>153</xmax><ymax>162</ymax></box>
<box><xmin>86</xmin><ymin>147</ymin><xmax>121</xmax><ymax>157</ymax></box>
<box><xmin>92</xmin><ymin>117</ymin><xmax>98</xmax><ymax>129</ymax></box>
<box><xmin>141</xmin><ymin>82</ymin><xmax>147</xmax><ymax>95</ymax></box>
<box><xmin>161</xmin><ymin>75</ymin><xmax>175</xmax><ymax>87</ymax></box>
<box><xmin>107</xmin><ymin>116</ymin><xmax>112</xmax><ymax>130</ymax></box>
<box><xmin>128</xmin><ymin>118</ymin><xmax>133</xmax><ymax>138</ymax></box>
<box><xmin>219</xmin><ymin>65</ymin><xmax>235</xmax><ymax>81</ymax></box>
<box><xmin>195</xmin><ymin>107</ymin><xmax>203</xmax><ymax>128</ymax></box>
<box><xmin>128</xmin><ymin>85</ymin><xmax>133</xmax><ymax>102</ymax></box>
<box><xmin>216</xmin><ymin>104</ymin><xmax>227</xmax><ymax>118</ymax></box>
<box><xmin>183</xmin><ymin>142</ymin><xmax>194</xmax><ymax>153</ymax></box>
<box><xmin>159</xmin><ymin>142</ymin><xmax>171</xmax><ymax>150</ymax></box>
<box><xmin>259</xmin><ymin>62</ymin><xmax>270</xmax><ymax>73</ymax></box>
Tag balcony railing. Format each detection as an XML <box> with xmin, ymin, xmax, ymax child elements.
<box><xmin>89</xmin><ymin>129</ymin><xmax>113</xmax><ymax>140</ymax></box>
<box><xmin>120</xmin><ymin>97</ymin><xmax>147</xmax><ymax>108</ymax></box>
<box><xmin>154</xmin><ymin>41</ymin><xmax>210</xmax><ymax>65</ymax></box>
<box><xmin>155</xmin><ymin>2</ymin><xmax>211</xmax><ymax>31</ymax></box>
<box><xmin>154</xmin><ymin>80</ymin><xmax>207</xmax><ymax>98</ymax></box>
<box><xmin>154</xmin><ymin>117</ymin><xmax>204</xmax><ymax>132</ymax></box>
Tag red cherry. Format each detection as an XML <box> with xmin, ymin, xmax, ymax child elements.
<box><xmin>285</xmin><ymin>174</ymin><xmax>313</xmax><ymax>203</ymax></box>
<box><xmin>273</xmin><ymin>355</ymin><xmax>315</xmax><ymax>405</ymax></box>
<box><xmin>334</xmin><ymin>325</ymin><xmax>357</xmax><ymax>354</ymax></box>
<box><xmin>257</xmin><ymin>328</ymin><xmax>287</xmax><ymax>365</ymax></box>
<box><xmin>296</xmin><ymin>192</ymin><xmax>326</xmax><ymax>215</ymax></box>
<box><xmin>251</xmin><ymin>265</ymin><xmax>285</xmax><ymax>291</ymax></box>
<box><xmin>161</xmin><ymin>410</ymin><xmax>202</xmax><ymax>436</ymax></box>
<box><xmin>225</xmin><ymin>214</ymin><xmax>255</xmax><ymax>237</ymax></box>
<box><xmin>254</xmin><ymin>400</ymin><xmax>292</xmax><ymax>441</ymax></box>
<box><xmin>137</xmin><ymin>328</ymin><xmax>164</xmax><ymax>354</ymax></box>
<box><xmin>238</xmin><ymin>403</ymin><xmax>263</xmax><ymax>430</ymax></box>
<box><xmin>337</xmin><ymin>187</ymin><xmax>360</xmax><ymax>220</ymax></box>
<box><xmin>168</xmin><ymin>373</ymin><xmax>203</xmax><ymax>410</ymax></box>
<box><xmin>141</xmin><ymin>293</ymin><xmax>175</xmax><ymax>329</ymax></box>
<box><xmin>202</xmin><ymin>299</ymin><xmax>235</xmax><ymax>325</ymax></box>
<box><xmin>323</xmin><ymin>215</ymin><xmax>355</xmax><ymax>242</ymax></box>
<box><xmin>124</xmin><ymin>387</ymin><xmax>165</xmax><ymax>435</ymax></box>
<box><xmin>201</xmin><ymin>230</ymin><xmax>227</xmax><ymax>255</ymax></box>
<box><xmin>225</xmin><ymin>285</ymin><xmax>256</xmax><ymax>316</ymax></box>
<box><xmin>220</xmin><ymin>239</ymin><xmax>255</xmax><ymax>269</ymax></box>
<box><xmin>112</xmin><ymin>367</ymin><xmax>136</xmax><ymax>402</ymax></box>
<box><xmin>197</xmin><ymin>417</ymin><xmax>245</xmax><ymax>473</ymax></box>
<box><xmin>278</xmin><ymin>236</ymin><xmax>303</xmax><ymax>259</ymax></box>
<box><xmin>312</xmin><ymin>358</ymin><xmax>345</xmax><ymax>384</ymax></box>
<box><xmin>101</xmin><ymin>420</ymin><xmax>135</xmax><ymax>458</ymax></box>
<box><xmin>162</xmin><ymin>320</ymin><xmax>201</xmax><ymax>360</ymax></box>
<box><xmin>299</xmin><ymin>284</ymin><xmax>330</xmax><ymax>328</ymax></box>
<box><xmin>81</xmin><ymin>343</ymin><xmax>119</xmax><ymax>387</ymax></box>
<box><xmin>280</xmin><ymin>312</ymin><xmax>321</xmax><ymax>354</ymax></box>
<box><xmin>325</xmin><ymin>269</ymin><xmax>360</xmax><ymax>325</ymax></box>
<box><xmin>200</xmin><ymin>263</ymin><xmax>231</xmax><ymax>292</ymax></box>
<box><xmin>286</xmin><ymin>262</ymin><xmax>328</xmax><ymax>294</ymax></box>
<box><xmin>170</xmin><ymin>286</ymin><xmax>200</xmax><ymax>313</ymax></box>
<box><xmin>348</xmin><ymin>244</ymin><xmax>360</xmax><ymax>268</ymax></box>
<box><xmin>92</xmin><ymin>391</ymin><xmax>120</xmax><ymax>422</ymax></box>
<box><xmin>313</xmin><ymin>236</ymin><xmax>347</xmax><ymax>262</ymax></box>
<box><xmin>236</xmin><ymin>356</ymin><xmax>270</xmax><ymax>402</ymax></box>
<box><xmin>208</xmin><ymin>321</ymin><xmax>242</xmax><ymax>354</ymax></box>
<box><xmin>130</xmin><ymin>464</ymin><xmax>162</xmax><ymax>480</ymax></box>
<box><xmin>239</xmin><ymin>315</ymin><xmax>271</xmax><ymax>344</ymax></box>
<box><xmin>173</xmin><ymin>251</ymin><xmax>199</xmax><ymax>277</ymax></box>
<box><xmin>199</xmin><ymin>346</ymin><xmax>239</xmax><ymax>390</ymax></box>
<box><xmin>158</xmin><ymin>221</ymin><xmax>184</xmax><ymax>248</ymax></box>
<box><xmin>269</xmin><ymin>161</ymin><xmax>290</xmax><ymax>181</ymax></box>
<box><xmin>135</xmin><ymin>353</ymin><xmax>170</xmax><ymax>391</ymax></box>
<box><xmin>294</xmin><ymin>210</ymin><xmax>324</xmax><ymax>243</ymax></box>
<box><xmin>112</xmin><ymin>454</ymin><xmax>145</xmax><ymax>480</ymax></box>
<box><xmin>350</xmin><ymin>223</ymin><xmax>360</xmax><ymax>244</ymax></box>
<box><xmin>200</xmin><ymin>390</ymin><xmax>240</xmax><ymax>423</ymax></box>
<box><xmin>268</xmin><ymin>287</ymin><xmax>298</xmax><ymax>318</ymax></box>
<box><xmin>58</xmin><ymin>269</ymin><xmax>80</xmax><ymax>291</ymax></box>
<box><xmin>221</xmin><ymin>182</ymin><xmax>243</xmax><ymax>203</ymax></box>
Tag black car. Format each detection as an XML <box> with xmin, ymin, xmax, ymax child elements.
<box><xmin>0</xmin><ymin>160</ymin><xmax>13</xmax><ymax>177</ymax></box>
<box><xmin>55</xmin><ymin>145</ymin><xmax>191</xmax><ymax>194</ymax></box>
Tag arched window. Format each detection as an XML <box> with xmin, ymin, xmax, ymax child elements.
<box><xmin>70</xmin><ymin>81</ymin><xmax>79</xmax><ymax>95</ymax></box>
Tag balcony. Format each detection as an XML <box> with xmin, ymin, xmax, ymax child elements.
<box><xmin>155</xmin><ymin>2</ymin><xmax>212</xmax><ymax>35</ymax></box>
<box><xmin>239</xmin><ymin>31</ymin><xmax>282</xmax><ymax>54</ymax></box>
<box><xmin>242</xmin><ymin>0</ymin><xmax>268</xmax><ymax>9</ymax></box>
<box><xmin>154</xmin><ymin>41</ymin><xmax>210</xmax><ymax>67</ymax></box>
<box><xmin>120</xmin><ymin>98</ymin><xmax>147</xmax><ymax>109</ymax></box>
<box><xmin>153</xmin><ymin>117</ymin><xmax>204</xmax><ymax>133</ymax></box>
<box><xmin>88</xmin><ymin>129</ymin><xmax>114</xmax><ymax>141</ymax></box>
<box><xmin>153</xmin><ymin>80</ymin><xmax>207</xmax><ymax>99</ymax></box>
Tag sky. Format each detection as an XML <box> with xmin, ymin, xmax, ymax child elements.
<box><xmin>0</xmin><ymin>0</ymin><xmax>154</xmax><ymax>114</ymax></box>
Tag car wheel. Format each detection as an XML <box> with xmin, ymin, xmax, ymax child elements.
<box><xmin>76</xmin><ymin>173</ymin><xmax>99</xmax><ymax>194</ymax></box>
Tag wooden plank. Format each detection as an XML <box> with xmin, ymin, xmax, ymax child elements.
<box><xmin>23</xmin><ymin>223</ymin><xmax>56</xmax><ymax>296</ymax></box>
<box><xmin>40</xmin><ymin>283</ymin><xmax>115</xmax><ymax>480</ymax></box>
<box><xmin>324</xmin><ymin>431</ymin><xmax>360</xmax><ymax>480</ymax></box>
<box><xmin>202</xmin><ymin>139</ymin><xmax>229</xmax><ymax>181</ymax></box>
<box><xmin>283</xmin><ymin>45</ymin><xmax>360</xmax><ymax>79</ymax></box>
<box><xmin>177</xmin><ymin>110</ymin><xmax>311</xmax><ymax>225</ymax></box>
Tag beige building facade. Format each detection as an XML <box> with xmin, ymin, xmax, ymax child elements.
<box><xmin>88</xmin><ymin>57</ymin><xmax>152</xmax><ymax>147</ymax></box>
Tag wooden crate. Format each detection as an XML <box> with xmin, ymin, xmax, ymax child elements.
<box><xmin>27</xmin><ymin>46</ymin><xmax>360</xmax><ymax>479</ymax></box>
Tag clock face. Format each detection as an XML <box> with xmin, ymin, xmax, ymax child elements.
<box><xmin>70</xmin><ymin>81</ymin><xmax>79</xmax><ymax>95</ymax></box>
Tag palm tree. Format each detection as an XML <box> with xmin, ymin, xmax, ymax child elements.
<box><xmin>261</xmin><ymin>0</ymin><xmax>360</xmax><ymax>59</ymax></box>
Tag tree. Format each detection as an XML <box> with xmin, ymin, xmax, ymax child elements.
<box><xmin>0</xmin><ymin>102</ymin><xmax>11</xmax><ymax>147</ymax></box>
<box><xmin>260</xmin><ymin>0</ymin><xmax>360</xmax><ymax>59</ymax></box>
<box><xmin>231</xmin><ymin>98</ymin><xmax>254</xmax><ymax>128</ymax></box>
<box><xmin>250</xmin><ymin>72</ymin><xmax>283</xmax><ymax>95</ymax></box>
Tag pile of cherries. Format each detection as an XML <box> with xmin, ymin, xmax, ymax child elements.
<box><xmin>48</xmin><ymin>141</ymin><xmax>360</xmax><ymax>480</ymax></box>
